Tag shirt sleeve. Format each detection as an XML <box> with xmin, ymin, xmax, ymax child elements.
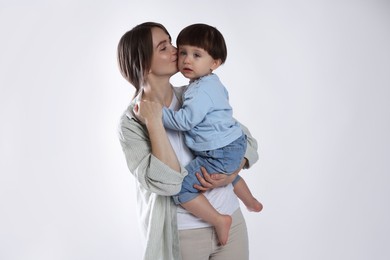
<box><xmin>162</xmin><ymin>88</ymin><xmax>213</xmax><ymax>131</ymax></box>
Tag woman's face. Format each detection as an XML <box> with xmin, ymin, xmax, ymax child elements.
<box><xmin>149</xmin><ymin>27</ymin><xmax>178</xmax><ymax>78</ymax></box>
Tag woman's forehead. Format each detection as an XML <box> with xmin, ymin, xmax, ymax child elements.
<box><xmin>152</xmin><ymin>27</ymin><xmax>170</xmax><ymax>47</ymax></box>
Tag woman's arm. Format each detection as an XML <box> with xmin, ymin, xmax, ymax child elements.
<box><xmin>239</xmin><ymin>122</ymin><xmax>259</xmax><ymax>169</ymax></box>
<box><xmin>193</xmin><ymin>159</ymin><xmax>246</xmax><ymax>191</ymax></box>
<box><xmin>135</xmin><ymin>99</ymin><xmax>181</xmax><ymax>172</ymax></box>
<box><xmin>118</xmin><ymin>100</ymin><xmax>187</xmax><ymax>196</ymax></box>
<box><xmin>193</xmin><ymin>121</ymin><xmax>259</xmax><ymax>190</ymax></box>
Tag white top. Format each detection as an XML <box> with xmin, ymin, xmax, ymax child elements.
<box><xmin>166</xmin><ymin>93</ymin><xmax>240</xmax><ymax>230</ymax></box>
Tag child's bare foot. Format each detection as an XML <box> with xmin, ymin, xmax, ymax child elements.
<box><xmin>246</xmin><ymin>198</ymin><xmax>263</xmax><ymax>212</ymax></box>
<box><xmin>215</xmin><ymin>214</ymin><xmax>232</xmax><ymax>245</ymax></box>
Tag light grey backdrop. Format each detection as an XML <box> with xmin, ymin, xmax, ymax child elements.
<box><xmin>1</xmin><ymin>0</ymin><xmax>389</xmax><ymax>259</ymax></box>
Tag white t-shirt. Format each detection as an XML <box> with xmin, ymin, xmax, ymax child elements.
<box><xmin>166</xmin><ymin>93</ymin><xmax>240</xmax><ymax>230</ymax></box>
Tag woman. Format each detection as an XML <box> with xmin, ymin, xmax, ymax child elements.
<box><xmin>117</xmin><ymin>22</ymin><xmax>259</xmax><ymax>260</ymax></box>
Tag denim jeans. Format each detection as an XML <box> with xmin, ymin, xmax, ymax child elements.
<box><xmin>173</xmin><ymin>134</ymin><xmax>247</xmax><ymax>204</ymax></box>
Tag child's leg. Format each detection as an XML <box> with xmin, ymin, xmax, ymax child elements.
<box><xmin>233</xmin><ymin>178</ymin><xmax>263</xmax><ymax>212</ymax></box>
<box><xmin>181</xmin><ymin>194</ymin><xmax>232</xmax><ymax>245</ymax></box>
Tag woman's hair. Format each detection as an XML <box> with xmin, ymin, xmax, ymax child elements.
<box><xmin>117</xmin><ymin>22</ymin><xmax>171</xmax><ymax>96</ymax></box>
<box><xmin>176</xmin><ymin>23</ymin><xmax>227</xmax><ymax>64</ymax></box>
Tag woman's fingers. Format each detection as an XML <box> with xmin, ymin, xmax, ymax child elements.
<box><xmin>194</xmin><ymin>168</ymin><xmax>213</xmax><ymax>191</ymax></box>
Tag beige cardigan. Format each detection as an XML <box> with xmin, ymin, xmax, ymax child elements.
<box><xmin>118</xmin><ymin>86</ymin><xmax>259</xmax><ymax>260</ymax></box>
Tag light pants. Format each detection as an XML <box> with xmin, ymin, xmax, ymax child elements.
<box><xmin>179</xmin><ymin>209</ymin><xmax>249</xmax><ymax>260</ymax></box>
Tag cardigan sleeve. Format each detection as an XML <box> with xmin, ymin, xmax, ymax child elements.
<box><xmin>239</xmin><ymin>122</ymin><xmax>259</xmax><ymax>169</ymax></box>
<box><xmin>118</xmin><ymin>111</ymin><xmax>187</xmax><ymax>196</ymax></box>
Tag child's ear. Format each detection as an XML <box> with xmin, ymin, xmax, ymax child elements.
<box><xmin>211</xmin><ymin>59</ymin><xmax>222</xmax><ymax>70</ymax></box>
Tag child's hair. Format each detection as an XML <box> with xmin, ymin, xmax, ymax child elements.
<box><xmin>176</xmin><ymin>23</ymin><xmax>227</xmax><ymax>64</ymax></box>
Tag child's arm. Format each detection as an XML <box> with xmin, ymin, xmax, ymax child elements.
<box><xmin>162</xmin><ymin>88</ymin><xmax>212</xmax><ymax>131</ymax></box>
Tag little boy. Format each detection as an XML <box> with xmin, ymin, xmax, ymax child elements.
<box><xmin>162</xmin><ymin>23</ymin><xmax>262</xmax><ymax>245</ymax></box>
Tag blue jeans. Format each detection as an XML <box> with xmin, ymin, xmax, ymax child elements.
<box><xmin>173</xmin><ymin>134</ymin><xmax>247</xmax><ymax>204</ymax></box>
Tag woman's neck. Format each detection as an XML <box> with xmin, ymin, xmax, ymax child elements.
<box><xmin>142</xmin><ymin>80</ymin><xmax>173</xmax><ymax>108</ymax></box>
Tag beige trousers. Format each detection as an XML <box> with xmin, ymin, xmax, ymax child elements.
<box><xmin>179</xmin><ymin>209</ymin><xmax>249</xmax><ymax>260</ymax></box>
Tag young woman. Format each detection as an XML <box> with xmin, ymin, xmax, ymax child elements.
<box><xmin>117</xmin><ymin>22</ymin><xmax>259</xmax><ymax>260</ymax></box>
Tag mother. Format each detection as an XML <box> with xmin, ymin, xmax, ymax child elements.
<box><xmin>117</xmin><ymin>22</ymin><xmax>259</xmax><ymax>260</ymax></box>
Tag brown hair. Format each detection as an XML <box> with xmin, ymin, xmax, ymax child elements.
<box><xmin>117</xmin><ymin>22</ymin><xmax>171</xmax><ymax>96</ymax></box>
<box><xmin>176</xmin><ymin>23</ymin><xmax>227</xmax><ymax>64</ymax></box>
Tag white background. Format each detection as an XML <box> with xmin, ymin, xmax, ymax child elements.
<box><xmin>1</xmin><ymin>0</ymin><xmax>389</xmax><ymax>259</ymax></box>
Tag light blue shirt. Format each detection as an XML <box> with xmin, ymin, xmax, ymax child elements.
<box><xmin>162</xmin><ymin>74</ymin><xmax>242</xmax><ymax>151</ymax></box>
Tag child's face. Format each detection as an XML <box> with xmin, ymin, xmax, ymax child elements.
<box><xmin>178</xmin><ymin>45</ymin><xmax>220</xmax><ymax>81</ymax></box>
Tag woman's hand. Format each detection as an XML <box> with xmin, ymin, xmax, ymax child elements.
<box><xmin>133</xmin><ymin>99</ymin><xmax>163</xmax><ymax>125</ymax></box>
<box><xmin>194</xmin><ymin>158</ymin><xmax>247</xmax><ymax>191</ymax></box>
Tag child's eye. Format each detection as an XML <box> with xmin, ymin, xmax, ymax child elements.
<box><xmin>194</xmin><ymin>53</ymin><xmax>201</xmax><ymax>58</ymax></box>
<box><xmin>179</xmin><ymin>51</ymin><xmax>186</xmax><ymax>56</ymax></box>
